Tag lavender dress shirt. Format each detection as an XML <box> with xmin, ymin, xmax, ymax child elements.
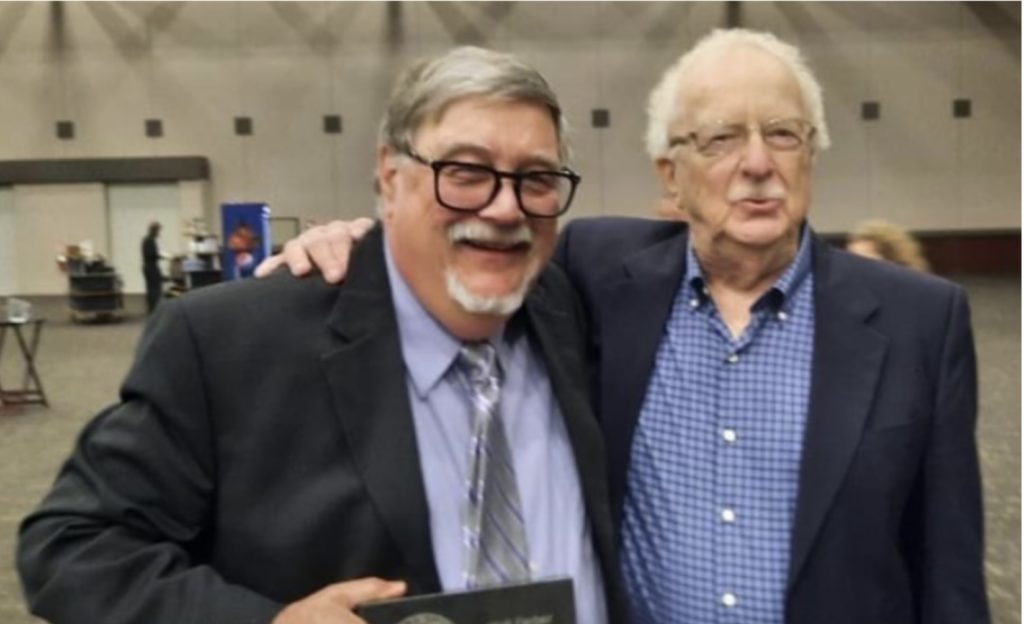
<box><xmin>384</xmin><ymin>242</ymin><xmax>607</xmax><ymax>624</ymax></box>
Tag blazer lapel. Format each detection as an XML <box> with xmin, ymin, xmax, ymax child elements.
<box><xmin>525</xmin><ymin>275</ymin><xmax>610</xmax><ymax>529</ymax></box>
<box><xmin>597</xmin><ymin>229</ymin><xmax>689</xmax><ymax>519</ymax></box>
<box><xmin>525</xmin><ymin>283</ymin><xmax>597</xmax><ymax>461</ymax></box>
<box><xmin>525</xmin><ymin>276</ymin><xmax>624</xmax><ymax>621</ymax></box>
<box><xmin>787</xmin><ymin>240</ymin><xmax>887</xmax><ymax>590</ymax></box>
<box><xmin>320</xmin><ymin>228</ymin><xmax>441</xmax><ymax>593</ymax></box>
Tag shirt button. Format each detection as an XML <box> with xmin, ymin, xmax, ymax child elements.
<box><xmin>721</xmin><ymin>508</ymin><xmax>736</xmax><ymax>523</ymax></box>
<box><xmin>722</xmin><ymin>428</ymin><xmax>737</xmax><ymax>443</ymax></box>
<box><xmin>778</xmin><ymin>310</ymin><xmax>788</xmax><ymax>321</ymax></box>
<box><xmin>690</xmin><ymin>298</ymin><xmax>700</xmax><ymax>308</ymax></box>
<box><xmin>726</xmin><ymin>353</ymin><xmax>740</xmax><ymax>364</ymax></box>
<box><xmin>721</xmin><ymin>592</ymin><xmax>738</xmax><ymax>607</ymax></box>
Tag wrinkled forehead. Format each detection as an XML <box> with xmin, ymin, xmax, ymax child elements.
<box><xmin>674</xmin><ymin>45</ymin><xmax>808</xmax><ymax>128</ymax></box>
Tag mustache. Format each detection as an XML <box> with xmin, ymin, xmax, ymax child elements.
<box><xmin>447</xmin><ymin>221</ymin><xmax>533</xmax><ymax>246</ymax></box>
<box><xmin>727</xmin><ymin>183</ymin><xmax>786</xmax><ymax>203</ymax></box>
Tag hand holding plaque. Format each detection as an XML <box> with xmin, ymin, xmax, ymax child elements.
<box><xmin>272</xmin><ymin>577</ymin><xmax>407</xmax><ymax>624</ymax></box>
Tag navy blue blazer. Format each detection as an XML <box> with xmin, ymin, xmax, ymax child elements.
<box><xmin>554</xmin><ymin>217</ymin><xmax>989</xmax><ymax>624</ymax></box>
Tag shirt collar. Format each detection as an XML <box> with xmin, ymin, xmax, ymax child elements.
<box><xmin>769</xmin><ymin>223</ymin><xmax>813</xmax><ymax>307</ymax></box>
<box><xmin>683</xmin><ymin>223</ymin><xmax>814</xmax><ymax>312</ymax></box>
<box><xmin>383</xmin><ymin>236</ymin><xmax>513</xmax><ymax>398</ymax></box>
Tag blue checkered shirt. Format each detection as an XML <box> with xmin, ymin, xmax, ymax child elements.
<box><xmin>622</xmin><ymin>230</ymin><xmax>815</xmax><ymax>624</ymax></box>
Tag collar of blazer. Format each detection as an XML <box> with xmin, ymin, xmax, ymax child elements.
<box><xmin>320</xmin><ymin>223</ymin><xmax>442</xmax><ymax>593</ymax></box>
<box><xmin>788</xmin><ymin>236</ymin><xmax>886</xmax><ymax>590</ymax></box>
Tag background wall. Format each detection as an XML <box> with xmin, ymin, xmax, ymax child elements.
<box><xmin>13</xmin><ymin>183</ymin><xmax>107</xmax><ymax>295</ymax></box>
<box><xmin>0</xmin><ymin>1</ymin><xmax>1019</xmax><ymax>294</ymax></box>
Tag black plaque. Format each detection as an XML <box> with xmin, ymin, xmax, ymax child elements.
<box><xmin>357</xmin><ymin>578</ymin><xmax>575</xmax><ymax>624</ymax></box>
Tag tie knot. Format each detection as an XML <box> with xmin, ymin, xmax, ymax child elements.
<box><xmin>457</xmin><ymin>342</ymin><xmax>501</xmax><ymax>387</ymax></box>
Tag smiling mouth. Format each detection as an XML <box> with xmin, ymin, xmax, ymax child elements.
<box><xmin>457</xmin><ymin>239</ymin><xmax>532</xmax><ymax>253</ymax></box>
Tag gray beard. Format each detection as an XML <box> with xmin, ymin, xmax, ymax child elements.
<box><xmin>444</xmin><ymin>267</ymin><xmax>529</xmax><ymax>316</ymax></box>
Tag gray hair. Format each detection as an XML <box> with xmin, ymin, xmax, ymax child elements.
<box><xmin>379</xmin><ymin>46</ymin><xmax>570</xmax><ymax>162</ymax></box>
<box><xmin>645</xmin><ymin>28</ymin><xmax>831</xmax><ymax>160</ymax></box>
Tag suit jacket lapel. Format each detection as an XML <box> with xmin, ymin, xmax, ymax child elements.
<box><xmin>597</xmin><ymin>229</ymin><xmax>689</xmax><ymax>519</ymax></box>
<box><xmin>320</xmin><ymin>227</ymin><xmax>441</xmax><ymax>593</ymax></box>
<box><xmin>525</xmin><ymin>276</ymin><xmax>623</xmax><ymax>620</ymax></box>
<box><xmin>525</xmin><ymin>274</ymin><xmax>610</xmax><ymax>526</ymax></box>
<box><xmin>787</xmin><ymin>240</ymin><xmax>888</xmax><ymax>589</ymax></box>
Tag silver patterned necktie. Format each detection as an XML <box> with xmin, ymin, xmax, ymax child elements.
<box><xmin>457</xmin><ymin>342</ymin><xmax>532</xmax><ymax>587</ymax></box>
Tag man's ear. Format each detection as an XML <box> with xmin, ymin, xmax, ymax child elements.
<box><xmin>654</xmin><ymin>156</ymin><xmax>680</xmax><ymax>196</ymax></box>
<box><xmin>376</xmin><ymin>145</ymin><xmax>399</xmax><ymax>202</ymax></box>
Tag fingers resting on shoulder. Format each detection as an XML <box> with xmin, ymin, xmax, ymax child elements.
<box><xmin>255</xmin><ymin>217</ymin><xmax>374</xmax><ymax>284</ymax></box>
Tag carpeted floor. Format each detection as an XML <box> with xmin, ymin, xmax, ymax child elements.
<box><xmin>1</xmin><ymin>276</ymin><xmax>1019</xmax><ymax>623</ymax></box>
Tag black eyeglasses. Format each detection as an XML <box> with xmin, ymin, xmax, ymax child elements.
<box><xmin>404</xmin><ymin>149</ymin><xmax>581</xmax><ymax>218</ymax></box>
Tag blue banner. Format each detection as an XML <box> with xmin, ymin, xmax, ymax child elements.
<box><xmin>221</xmin><ymin>202</ymin><xmax>271</xmax><ymax>280</ymax></box>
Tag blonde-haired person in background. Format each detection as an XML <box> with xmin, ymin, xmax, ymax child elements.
<box><xmin>847</xmin><ymin>219</ymin><xmax>931</xmax><ymax>271</ymax></box>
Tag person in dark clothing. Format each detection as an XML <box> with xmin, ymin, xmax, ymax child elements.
<box><xmin>142</xmin><ymin>222</ymin><xmax>163</xmax><ymax>314</ymax></box>
<box><xmin>18</xmin><ymin>47</ymin><xmax>621</xmax><ymax>624</ymax></box>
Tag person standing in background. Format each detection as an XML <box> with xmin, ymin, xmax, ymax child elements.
<box><xmin>141</xmin><ymin>221</ymin><xmax>163</xmax><ymax>314</ymax></box>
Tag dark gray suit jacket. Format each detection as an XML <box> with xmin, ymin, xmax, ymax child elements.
<box><xmin>555</xmin><ymin>217</ymin><xmax>989</xmax><ymax>624</ymax></box>
<box><xmin>18</xmin><ymin>226</ymin><xmax>622</xmax><ymax>624</ymax></box>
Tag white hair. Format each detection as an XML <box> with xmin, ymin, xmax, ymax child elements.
<box><xmin>645</xmin><ymin>28</ymin><xmax>831</xmax><ymax>160</ymax></box>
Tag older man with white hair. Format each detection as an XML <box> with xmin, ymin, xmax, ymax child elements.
<box><xmin>262</xmin><ymin>29</ymin><xmax>989</xmax><ymax>624</ymax></box>
<box><xmin>561</xmin><ymin>28</ymin><xmax>988</xmax><ymax>624</ymax></box>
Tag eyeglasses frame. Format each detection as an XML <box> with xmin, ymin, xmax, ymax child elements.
<box><xmin>668</xmin><ymin>118</ymin><xmax>817</xmax><ymax>159</ymax></box>
<box><xmin>403</xmin><ymin>148</ymin><xmax>581</xmax><ymax>218</ymax></box>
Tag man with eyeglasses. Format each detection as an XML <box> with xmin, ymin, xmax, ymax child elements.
<box><xmin>262</xmin><ymin>29</ymin><xmax>988</xmax><ymax>624</ymax></box>
<box><xmin>565</xmin><ymin>29</ymin><xmax>986</xmax><ymax>624</ymax></box>
<box><xmin>17</xmin><ymin>47</ymin><xmax>621</xmax><ymax>624</ymax></box>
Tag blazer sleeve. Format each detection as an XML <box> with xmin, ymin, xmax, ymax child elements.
<box><xmin>915</xmin><ymin>287</ymin><xmax>990</xmax><ymax>623</ymax></box>
<box><xmin>17</xmin><ymin>299</ymin><xmax>283</xmax><ymax>624</ymax></box>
